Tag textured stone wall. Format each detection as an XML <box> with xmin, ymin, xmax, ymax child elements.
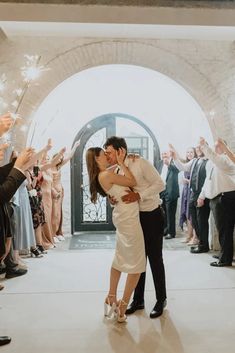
<box><xmin>1</xmin><ymin>36</ymin><xmax>234</xmax><ymax>147</ymax></box>
<box><xmin>1</xmin><ymin>35</ymin><xmax>235</xmax><ymax>233</ymax></box>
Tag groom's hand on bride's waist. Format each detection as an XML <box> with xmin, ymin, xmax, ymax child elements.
<box><xmin>122</xmin><ymin>190</ymin><xmax>140</xmax><ymax>203</ymax></box>
<box><xmin>108</xmin><ymin>195</ymin><xmax>118</xmax><ymax>206</ymax></box>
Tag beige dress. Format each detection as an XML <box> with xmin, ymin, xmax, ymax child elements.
<box><xmin>51</xmin><ymin>169</ymin><xmax>64</xmax><ymax>236</ymax></box>
<box><xmin>108</xmin><ymin>184</ymin><xmax>146</xmax><ymax>274</ymax></box>
<box><xmin>41</xmin><ymin>170</ymin><xmax>54</xmax><ymax>248</ymax></box>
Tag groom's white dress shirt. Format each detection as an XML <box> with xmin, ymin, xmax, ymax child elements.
<box><xmin>125</xmin><ymin>158</ymin><xmax>165</xmax><ymax>212</ymax></box>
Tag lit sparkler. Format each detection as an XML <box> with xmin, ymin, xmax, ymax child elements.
<box><xmin>20</xmin><ymin>54</ymin><xmax>50</xmax><ymax>83</ymax></box>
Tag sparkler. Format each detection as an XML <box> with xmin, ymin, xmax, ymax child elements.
<box><xmin>0</xmin><ymin>55</ymin><xmax>50</xmax><ymax>116</ymax></box>
<box><xmin>209</xmin><ymin>110</ymin><xmax>218</xmax><ymax>139</ymax></box>
<box><xmin>20</xmin><ymin>55</ymin><xmax>50</xmax><ymax>83</ymax></box>
<box><xmin>14</xmin><ymin>55</ymin><xmax>50</xmax><ymax>114</ymax></box>
<box><xmin>0</xmin><ymin>74</ymin><xmax>6</xmax><ymax>93</ymax></box>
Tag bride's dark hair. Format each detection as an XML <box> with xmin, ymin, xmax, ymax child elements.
<box><xmin>86</xmin><ymin>147</ymin><xmax>106</xmax><ymax>203</ymax></box>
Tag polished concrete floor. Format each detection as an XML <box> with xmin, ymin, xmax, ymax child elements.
<box><xmin>0</xmin><ymin>236</ymin><xmax>235</xmax><ymax>353</ymax></box>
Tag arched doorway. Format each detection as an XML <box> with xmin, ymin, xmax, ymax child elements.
<box><xmin>71</xmin><ymin>113</ymin><xmax>161</xmax><ymax>234</ymax></box>
<box><xmin>27</xmin><ymin>64</ymin><xmax>213</xmax><ymax>235</ymax></box>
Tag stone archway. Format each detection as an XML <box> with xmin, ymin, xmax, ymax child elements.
<box><xmin>15</xmin><ymin>39</ymin><xmax>228</xmax><ymax>149</ymax></box>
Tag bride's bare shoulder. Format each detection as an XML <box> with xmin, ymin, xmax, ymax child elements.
<box><xmin>98</xmin><ymin>170</ymin><xmax>111</xmax><ymax>181</ymax></box>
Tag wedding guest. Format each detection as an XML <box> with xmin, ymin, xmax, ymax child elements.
<box><xmin>39</xmin><ymin>145</ymin><xmax>67</xmax><ymax>249</ymax></box>
<box><xmin>160</xmin><ymin>151</ymin><xmax>179</xmax><ymax>239</ymax></box>
<box><xmin>179</xmin><ymin>147</ymin><xmax>197</xmax><ymax>244</ymax></box>
<box><xmin>23</xmin><ymin>142</ymin><xmax>65</xmax><ymax>251</ymax></box>
<box><xmin>40</xmin><ymin>156</ymin><xmax>54</xmax><ymax>249</ymax></box>
<box><xmin>198</xmin><ymin>137</ymin><xmax>235</xmax><ymax>267</ymax></box>
<box><xmin>0</xmin><ymin>144</ymin><xmax>34</xmax><ymax>347</ymax></box>
<box><xmin>26</xmin><ymin>164</ymin><xmax>46</xmax><ymax>255</ymax></box>
<box><xmin>0</xmin><ymin>147</ymin><xmax>34</xmax><ymax>278</ymax></box>
<box><xmin>11</xmin><ymin>150</ymin><xmax>38</xmax><ymax>263</ymax></box>
<box><xmin>170</xmin><ymin>143</ymin><xmax>210</xmax><ymax>254</ymax></box>
<box><xmin>51</xmin><ymin>141</ymin><xmax>80</xmax><ymax>241</ymax></box>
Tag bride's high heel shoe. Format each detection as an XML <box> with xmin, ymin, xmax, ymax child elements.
<box><xmin>116</xmin><ymin>299</ymin><xmax>128</xmax><ymax>323</ymax></box>
<box><xmin>104</xmin><ymin>294</ymin><xmax>117</xmax><ymax>318</ymax></box>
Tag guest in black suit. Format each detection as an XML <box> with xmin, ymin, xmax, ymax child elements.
<box><xmin>0</xmin><ymin>146</ymin><xmax>33</xmax><ymax>347</ymax></box>
<box><xmin>160</xmin><ymin>152</ymin><xmax>179</xmax><ymax>239</ymax></box>
<box><xmin>0</xmin><ymin>148</ymin><xmax>34</xmax><ymax>260</ymax></box>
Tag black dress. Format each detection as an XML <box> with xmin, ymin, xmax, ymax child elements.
<box><xmin>28</xmin><ymin>170</ymin><xmax>46</xmax><ymax>229</ymax></box>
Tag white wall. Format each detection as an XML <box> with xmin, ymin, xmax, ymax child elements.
<box><xmin>30</xmin><ymin>64</ymin><xmax>213</xmax><ymax>155</ymax></box>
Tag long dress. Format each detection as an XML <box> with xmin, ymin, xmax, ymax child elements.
<box><xmin>179</xmin><ymin>171</ymin><xmax>191</xmax><ymax>229</ymax></box>
<box><xmin>28</xmin><ymin>171</ymin><xmax>46</xmax><ymax>229</ymax></box>
<box><xmin>12</xmin><ymin>180</ymin><xmax>36</xmax><ymax>250</ymax></box>
<box><xmin>41</xmin><ymin>170</ymin><xmax>54</xmax><ymax>247</ymax></box>
<box><xmin>51</xmin><ymin>169</ymin><xmax>64</xmax><ymax>236</ymax></box>
<box><xmin>108</xmin><ymin>184</ymin><xmax>146</xmax><ymax>274</ymax></box>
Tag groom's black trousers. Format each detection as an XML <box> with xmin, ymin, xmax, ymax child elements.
<box><xmin>133</xmin><ymin>206</ymin><xmax>167</xmax><ymax>303</ymax></box>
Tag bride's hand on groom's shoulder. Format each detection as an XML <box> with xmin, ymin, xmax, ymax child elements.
<box><xmin>128</xmin><ymin>153</ymin><xmax>140</xmax><ymax>162</ymax></box>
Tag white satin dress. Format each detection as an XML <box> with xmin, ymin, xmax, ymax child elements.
<box><xmin>108</xmin><ymin>184</ymin><xmax>146</xmax><ymax>274</ymax></box>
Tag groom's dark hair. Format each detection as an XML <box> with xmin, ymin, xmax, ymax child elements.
<box><xmin>103</xmin><ymin>136</ymin><xmax>127</xmax><ymax>151</ymax></box>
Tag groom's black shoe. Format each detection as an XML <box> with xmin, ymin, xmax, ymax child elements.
<box><xmin>125</xmin><ymin>300</ymin><xmax>145</xmax><ymax>315</ymax></box>
<box><xmin>0</xmin><ymin>336</ymin><xmax>11</xmax><ymax>346</ymax></box>
<box><xmin>150</xmin><ymin>299</ymin><xmax>167</xmax><ymax>319</ymax></box>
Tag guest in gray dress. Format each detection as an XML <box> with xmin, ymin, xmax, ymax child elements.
<box><xmin>12</xmin><ymin>180</ymin><xmax>36</xmax><ymax>252</ymax></box>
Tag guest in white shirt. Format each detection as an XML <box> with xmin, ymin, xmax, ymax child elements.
<box><xmin>216</xmin><ymin>138</ymin><xmax>235</xmax><ymax>164</ymax></box>
<box><xmin>198</xmin><ymin>137</ymin><xmax>235</xmax><ymax>267</ymax></box>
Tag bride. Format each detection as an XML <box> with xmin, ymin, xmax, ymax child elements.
<box><xmin>86</xmin><ymin>147</ymin><xmax>146</xmax><ymax>322</ymax></box>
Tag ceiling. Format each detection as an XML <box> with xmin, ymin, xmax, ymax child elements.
<box><xmin>1</xmin><ymin>22</ymin><xmax>235</xmax><ymax>40</ymax></box>
<box><xmin>0</xmin><ymin>1</ymin><xmax>235</xmax><ymax>9</ymax></box>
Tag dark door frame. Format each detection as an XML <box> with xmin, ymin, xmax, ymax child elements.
<box><xmin>70</xmin><ymin>113</ymin><xmax>161</xmax><ymax>234</ymax></box>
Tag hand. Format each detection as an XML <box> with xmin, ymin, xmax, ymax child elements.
<box><xmin>60</xmin><ymin>147</ymin><xmax>66</xmax><ymax>155</ymax></box>
<box><xmin>168</xmin><ymin>143</ymin><xmax>176</xmax><ymax>159</ymax></box>
<box><xmin>215</xmin><ymin>138</ymin><xmax>226</xmax><ymax>152</ymax></box>
<box><xmin>197</xmin><ymin>198</ymin><xmax>205</xmax><ymax>207</ymax></box>
<box><xmin>46</xmin><ymin>138</ymin><xmax>53</xmax><ymax>151</ymax></box>
<box><xmin>199</xmin><ymin>137</ymin><xmax>206</xmax><ymax>147</ymax></box>
<box><xmin>0</xmin><ymin>112</ymin><xmax>15</xmax><ymax>136</ymax></box>
<box><xmin>116</xmin><ymin>148</ymin><xmax>126</xmax><ymax>166</ymax></box>
<box><xmin>121</xmin><ymin>190</ymin><xmax>140</xmax><ymax>203</ymax></box>
<box><xmin>183</xmin><ymin>177</ymin><xmax>189</xmax><ymax>185</ymax></box>
<box><xmin>0</xmin><ymin>142</ymin><xmax>10</xmax><ymax>151</ymax></box>
<box><xmin>53</xmin><ymin>192</ymin><xmax>61</xmax><ymax>200</ymax></box>
<box><xmin>127</xmin><ymin>153</ymin><xmax>140</xmax><ymax>161</ymax></box>
<box><xmin>14</xmin><ymin>148</ymin><xmax>35</xmax><ymax>170</ymax></box>
<box><xmin>74</xmin><ymin>140</ymin><xmax>80</xmax><ymax>148</ymax></box>
<box><xmin>108</xmin><ymin>195</ymin><xmax>118</xmax><ymax>205</ymax></box>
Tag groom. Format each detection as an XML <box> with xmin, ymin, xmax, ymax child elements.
<box><xmin>104</xmin><ymin>136</ymin><xmax>167</xmax><ymax>318</ymax></box>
